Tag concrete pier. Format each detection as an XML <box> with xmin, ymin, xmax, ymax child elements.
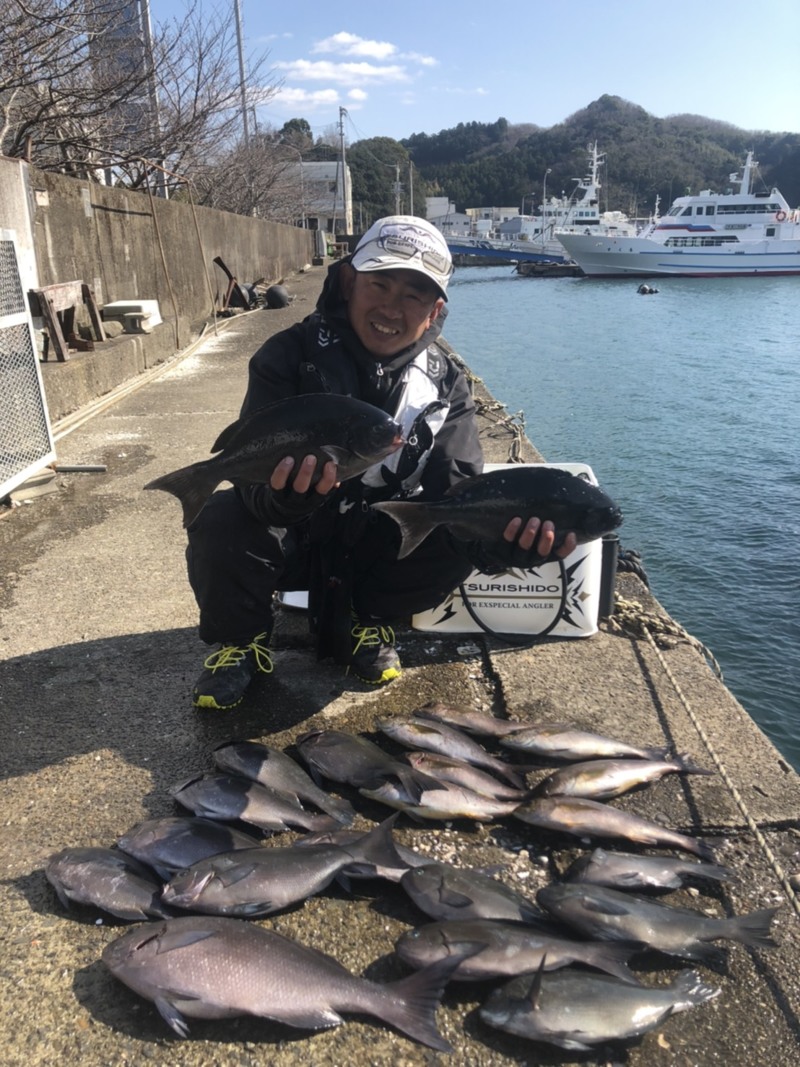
<box><xmin>1</xmin><ymin>265</ymin><xmax>798</xmax><ymax>1065</ymax></box>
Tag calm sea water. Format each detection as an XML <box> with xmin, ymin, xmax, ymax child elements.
<box><xmin>443</xmin><ymin>265</ymin><xmax>800</xmax><ymax>769</ymax></box>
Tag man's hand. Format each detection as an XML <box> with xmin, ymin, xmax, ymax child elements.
<box><xmin>502</xmin><ymin>516</ymin><xmax>577</xmax><ymax>560</ymax></box>
<box><xmin>270</xmin><ymin>454</ymin><xmax>339</xmax><ymax>495</ymax></box>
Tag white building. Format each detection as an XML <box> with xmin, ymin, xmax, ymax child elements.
<box><xmin>295</xmin><ymin>161</ymin><xmax>353</xmax><ymax>234</ymax></box>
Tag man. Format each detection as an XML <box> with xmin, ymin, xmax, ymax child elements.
<box><xmin>187</xmin><ymin>216</ymin><xmax>575</xmax><ymax>710</ymax></box>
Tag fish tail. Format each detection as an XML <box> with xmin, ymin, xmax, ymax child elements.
<box><xmin>694</xmin><ymin>861</ymin><xmax>732</xmax><ymax>883</ymax></box>
<box><xmin>344</xmin><ymin>815</ymin><xmax>409</xmax><ymax>873</ymax></box>
<box><xmin>588</xmin><ymin>940</ymin><xmax>647</xmax><ymax>984</ymax></box>
<box><xmin>668</xmin><ymin>969</ymin><xmax>722</xmax><ymax>1011</ymax></box>
<box><xmin>681</xmin><ymin>834</ymin><xmax>717</xmax><ymax>863</ymax></box>
<box><xmin>370</xmin><ymin>501</ymin><xmax>438</xmax><ymax>560</ymax></box>
<box><xmin>320</xmin><ymin>795</ymin><xmax>357</xmax><ymax>826</ymax></box>
<box><xmin>644</xmin><ymin>745</ymin><xmax>672</xmax><ymax>760</ymax></box>
<box><xmin>725</xmin><ymin>906</ymin><xmax>780</xmax><ymax>949</ymax></box>
<box><xmin>673</xmin><ymin>752</ymin><xmax>715</xmax><ymax>776</ymax></box>
<box><xmin>144</xmin><ymin>462</ymin><xmax>218</xmax><ymax>528</ymax></box>
<box><xmin>379</xmin><ymin>953</ymin><xmax>464</xmax><ymax>1051</ymax></box>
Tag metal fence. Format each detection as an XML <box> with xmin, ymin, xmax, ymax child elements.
<box><xmin>0</xmin><ymin>230</ymin><xmax>55</xmax><ymax>500</ymax></box>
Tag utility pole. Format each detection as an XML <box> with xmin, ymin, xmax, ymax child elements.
<box><xmin>408</xmin><ymin>161</ymin><xmax>414</xmax><ymax>215</ymax></box>
<box><xmin>394</xmin><ymin>163</ymin><xmax>401</xmax><ymax>214</ymax></box>
<box><xmin>233</xmin><ymin>0</ymin><xmax>249</xmax><ymax>145</ymax></box>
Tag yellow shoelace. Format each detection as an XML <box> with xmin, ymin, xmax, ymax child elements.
<box><xmin>351</xmin><ymin>622</ymin><xmax>395</xmax><ymax>654</ymax></box>
<box><xmin>203</xmin><ymin>632</ymin><xmax>273</xmax><ymax>674</ymax></box>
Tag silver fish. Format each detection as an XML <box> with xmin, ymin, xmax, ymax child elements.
<box><xmin>538</xmin><ymin>883</ymin><xmax>779</xmax><ymax>963</ymax></box>
<box><xmin>171</xmin><ymin>772</ymin><xmax>340</xmax><ymax>833</ymax></box>
<box><xmin>514</xmin><ymin>796</ymin><xmax>716</xmax><ymax>860</ymax></box>
<box><xmin>360</xmin><ymin>776</ymin><xmax>522</xmax><ymax>822</ymax></box>
<box><xmin>395</xmin><ymin>918</ymin><xmax>643</xmax><ymax>984</ymax></box>
<box><xmin>405</xmin><ymin>751</ymin><xmax>530</xmax><ymax>801</ymax></box>
<box><xmin>213</xmin><ymin>740</ymin><xmax>355</xmax><ymax>825</ymax></box>
<box><xmin>378</xmin><ymin>716</ymin><xmax>525</xmax><ymax>788</ymax></box>
<box><xmin>117</xmin><ymin>817</ymin><xmax>263</xmax><ymax>880</ymax></box>
<box><xmin>500</xmin><ymin>722</ymin><xmax>670</xmax><ymax>761</ymax></box>
<box><xmin>371</xmin><ymin>465</ymin><xmax>622</xmax><ymax>559</ymax></box>
<box><xmin>45</xmin><ymin>846</ymin><xmax>174</xmax><ymax>921</ymax></box>
<box><xmin>401</xmin><ymin>861</ymin><xmax>543</xmax><ymax>924</ymax></box>
<box><xmin>564</xmin><ymin>848</ymin><xmax>732</xmax><ymax>891</ymax></box>
<box><xmin>161</xmin><ymin>817</ymin><xmax>407</xmax><ymax>917</ymax></box>
<box><xmin>103</xmin><ymin>915</ymin><xmax>461</xmax><ymax>1049</ymax></box>
<box><xmin>145</xmin><ymin>393</ymin><xmax>404</xmax><ymax>527</ymax></box>
<box><xmin>480</xmin><ymin>965</ymin><xmax>720</xmax><ymax>1051</ymax></box>
<box><xmin>414</xmin><ymin>701</ymin><xmax>530</xmax><ymax>737</ymax></box>
<box><xmin>533</xmin><ymin>754</ymin><xmax>713</xmax><ymax>800</ymax></box>
<box><xmin>292</xmin><ymin>827</ymin><xmax>429</xmax><ymax>881</ymax></box>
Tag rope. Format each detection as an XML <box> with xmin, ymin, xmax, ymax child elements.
<box><xmin>608</xmin><ymin>597</ymin><xmax>800</xmax><ymax>920</ymax></box>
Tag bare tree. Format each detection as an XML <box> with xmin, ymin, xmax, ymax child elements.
<box><xmin>192</xmin><ymin>131</ymin><xmax>307</xmax><ymax>222</ymax></box>
<box><xmin>0</xmin><ymin>0</ymin><xmax>279</xmax><ymax>190</ymax></box>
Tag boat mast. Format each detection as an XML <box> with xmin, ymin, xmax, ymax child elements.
<box><xmin>739</xmin><ymin>152</ymin><xmax>756</xmax><ymax>195</ymax></box>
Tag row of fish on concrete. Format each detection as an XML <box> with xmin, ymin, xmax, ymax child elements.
<box><xmin>46</xmin><ymin>702</ymin><xmax>780</xmax><ymax>1054</ymax></box>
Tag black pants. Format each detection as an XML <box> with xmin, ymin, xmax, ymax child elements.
<box><xmin>186</xmin><ymin>488</ymin><xmax>474</xmax><ymax>649</ymax></box>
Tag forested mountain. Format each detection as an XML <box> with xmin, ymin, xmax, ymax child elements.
<box><xmin>393</xmin><ymin>95</ymin><xmax>800</xmax><ymax>218</ymax></box>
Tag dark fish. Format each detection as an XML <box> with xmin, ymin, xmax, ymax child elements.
<box><xmin>514</xmin><ymin>796</ymin><xmax>716</xmax><ymax>860</ymax></box>
<box><xmin>401</xmin><ymin>861</ymin><xmax>543</xmax><ymax>924</ymax></box>
<box><xmin>371</xmin><ymin>465</ymin><xmax>622</xmax><ymax>559</ymax></box>
<box><xmin>360</xmin><ymin>776</ymin><xmax>523</xmax><ymax>822</ymax></box>
<box><xmin>538</xmin><ymin>884</ymin><xmax>779</xmax><ymax>963</ymax></box>
<box><xmin>414</xmin><ymin>700</ymin><xmax>530</xmax><ymax>737</ymax></box>
<box><xmin>213</xmin><ymin>740</ymin><xmax>355</xmax><ymax>825</ymax></box>
<box><xmin>500</xmin><ymin>722</ymin><xmax>670</xmax><ymax>761</ymax></box>
<box><xmin>378</xmin><ymin>716</ymin><xmax>525</xmax><ymax>788</ymax></box>
<box><xmin>161</xmin><ymin>817</ymin><xmax>407</xmax><ymax>917</ymax></box>
<box><xmin>533</xmin><ymin>754</ymin><xmax>713</xmax><ymax>800</ymax></box>
<box><xmin>293</xmin><ymin>828</ymin><xmax>429</xmax><ymax>881</ymax></box>
<box><xmin>103</xmin><ymin>915</ymin><xmax>461</xmax><ymax>1049</ymax></box>
<box><xmin>145</xmin><ymin>393</ymin><xmax>404</xmax><ymax>527</ymax></box>
<box><xmin>479</xmin><ymin>965</ymin><xmax>720</xmax><ymax>1051</ymax></box>
<box><xmin>564</xmin><ymin>847</ymin><xmax>732</xmax><ymax>891</ymax></box>
<box><xmin>396</xmin><ymin>918</ymin><xmax>643</xmax><ymax>984</ymax></box>
<box><xmin>405</xmin><ymin>751</ymin><xmax>530</xmax><ymax>801</ymax></box>
<box><xmin>171</xmin><ymin>772</ymin><xmax>340</xmax><ymax>833</ymax></box>
<box><xmin>117</xmin><ymin>816</ymin><xmax>263</xmax><ymax>880</ymax></box>
<box><xmin>45</xmin><ymin>846</ymin><xmax>174</xmax><ymax>921</ymax></box>
<box><xmin>295</xmin><ymin>728</ymin><xmax>436</xmax><ymax>791</ymax></box>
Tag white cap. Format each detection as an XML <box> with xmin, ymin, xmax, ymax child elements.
<box><xmin>350</xmin><ymin>216</ymin><xmax>453</xmax><ymax>300</ymax></box>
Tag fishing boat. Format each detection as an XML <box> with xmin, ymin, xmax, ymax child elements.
<box><xmin>556</xmin><ymin>152</ymin><xmax>800</xmax><ymax>277</ymax></box>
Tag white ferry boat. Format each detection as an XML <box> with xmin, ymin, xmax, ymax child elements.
<box><xmin>557</xmin><ymin>152</ymin><xmax>800</xmax><ymax>277</ymax></box>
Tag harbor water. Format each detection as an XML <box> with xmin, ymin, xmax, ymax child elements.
<box><xmin>443</xmin><ymin>265</ymin><xmax>800</xmax><ymax>770</ymax></box>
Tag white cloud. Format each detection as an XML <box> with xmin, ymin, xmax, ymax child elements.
<box><xmin>275</xmin><ymin>59</ymin><xmax>409</xmax><ymax>85</ymax></box>
<box><xmin>348</xmin><ymin>89</ymin><xmax>368</xmax><ymax>101</ymax></box>
<box><xmin>312</xmin><ymin>32</ymin><xmax>397</xmax><ymax>60</ymax></box>
<box><xmin>273</xmin><ymin>87</ymin><xmax>341</xmax><ymax>109</ymax></box>
<box><xmin>401</xmin><ymin>52</ymin><xmax>438</xmax><ymax>67</ymax></box>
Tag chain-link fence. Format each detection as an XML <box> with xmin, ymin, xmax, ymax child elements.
<box><xmin>0</xmin><ymin>232</ymin><xmax>55</xmax><ymax>500</ymax></box>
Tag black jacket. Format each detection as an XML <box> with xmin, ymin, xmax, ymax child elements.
<box><xmin>237</xmin><ymin>259</ymin><xmax>484</xmax><ymax>526</ymax></box>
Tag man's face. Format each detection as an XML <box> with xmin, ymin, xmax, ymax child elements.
<box><xmin>341</xmin><ymin>266</ymin><xmax>444</xmax><ymax>359</ymax></box>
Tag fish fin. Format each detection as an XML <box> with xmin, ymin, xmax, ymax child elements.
<box><xmin>644</xmin><ymin>745</ymin><xmax>672</xmax><ymax>760</ymax></box>
<box><xmin>674</xmin><ymin>753</ymin><xmax>715</xmax><ymax>776</ymax></box>
<box><xmin>369</xmin><ymin>500</ymin><xmax>438</xmax><ymax>559</ymax></box>
<box><xmin>153</xmin><ymin>995</ymin><xmax>192</xmax><ymax>1037</ymax></box>
<box><xmin>588</xmin><ymin>940</ymin><xmax>647</xmax><ymax>984</ymax></box>
<box><xmin>581</xmin><ymin>896</ymin><xmax>633</xmax><ymax>918</ymax></box>
<box><xmin>319</xmin><ymin>795</ymin><xmax>356</xmax><ymax>826</ymax></box>
<box><xmin>726</xmin><ymin>906</ymin><xmax>781</xmax><ymax>949</ymax></box>
<box><xmin>144</xmin><ymin>463</ymin><xmax>218</xmax><ymax>528</ymax></box>
<box><xmin>668</xmin><ymin>969</ymin><xmax>722</xmax><ymax>1010</ymax></box>
<box><xmin>437</xmin><ymin>886</ymin><xmax>478</xmax><ymax>910</ymax></box>
<box><xmin>381</xmin><ymin>952</ymin><xmax>468</xmax><ymax>1051</ymax></box>
<box><xmin>694</xmin><ymin>862</ymin><xmax>732</xmax><ymax>883</ymax></box>
<box><xmin>527</xmin><ymin>954</ymin><xmax>547</xmax><ymax>1011</ymax></box>
<box><xmin>341</xmin><ymin>814</ymin><xmax>409</xmax><ymax>875</ymax></box>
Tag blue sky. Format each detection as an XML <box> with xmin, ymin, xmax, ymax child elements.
<box><xmin>154</xmin><ymin>0</ymin><xmax>800</xmax><ymax>142</ymax></box>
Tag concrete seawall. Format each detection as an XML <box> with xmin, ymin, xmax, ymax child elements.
<box><xmin>1</xmin><ymin>264</ymin><xmax>798</xmax><ymax>1065</ymax></box>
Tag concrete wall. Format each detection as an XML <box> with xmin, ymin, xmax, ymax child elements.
<box><xmin>0</xmin><ymin>156</ymin><xmax>316</xmax><ymax>422</ymax></box>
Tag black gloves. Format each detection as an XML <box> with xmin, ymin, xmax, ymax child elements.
<box><xmin>467</xmin><ymin>538</ymin><xmax>556</xmax><ymax>575</ymax></box>
<box><xmin>236</xmin><ymin>482</ymin><xmax>331</xmax><ymax>527</ymax></box>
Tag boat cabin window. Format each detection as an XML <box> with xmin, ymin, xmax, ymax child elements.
<box><xmin>706</xmin><ymin>205</ymin><xmax>715</xmax><ymax>215</ymax></box>
<box><xmin>716</xmin><ymin>202</ymin><xmax>782</xmax><ymax>215</ymax></box>
<box><xmin>696</xmin><ymin>206</ymin><xmax>704</xmax><ymax>215</ymax></box>
<box><xmin>681</xmin><ymin>207</ymin><xmax>693</xmax><ymax>216</ymax></box>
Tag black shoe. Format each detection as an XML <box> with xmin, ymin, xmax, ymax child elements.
<box><xmin>192</xmin><ymin>632</ymin><xmax>273</xmax><ymax>710</ymax></box>
<box><xmin>349</xmin><ymin>619</ymin><xmax>401</xmax><ymax>685</ymax></box>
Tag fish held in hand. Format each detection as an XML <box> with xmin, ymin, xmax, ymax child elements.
<box><xmin>533</xmin><ymin>754</ymin><xmax>713</xmax><ymax>800</ymax></box>
<box><xmin>102</xmin><ymin>915</ymin><xmax>461</xmax><ymax>1049</ymax></box>
<box><xmin>45</xmin><ymin>846</ymin><xmax>174</xmax><ymax>921</ymax></box>
<box><xmin>564</xmin><ymin>847</ymin><xmax>732</xmax><ymax>891</ymax></box>
<box><xmin>513</xmin><ymin>796</ymin><xmax>716</xmax><ymax>860</ymax></box>
<box><xmin>479</xmin><ymin>963</ymin><xmax>720</xmax><ymax>1051</ymax></box>
<box><xmin>145</xmin><ymin>394</ymin><xmax>404</xmax><ymax>527</ymax></box>
<box><xmin>537</xmin><ymin>883</ymin><xmax>779</xmax><ymax>963</ymax></box>
<box><xmin>396</xmin><ymin>918</ymin><xmax>643</xmax><ymax>984</ymax></box>
<box><xmin>371</xmin><ymin>465</ymin><xmax>622</xmax><ymax>559</ymax></box>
